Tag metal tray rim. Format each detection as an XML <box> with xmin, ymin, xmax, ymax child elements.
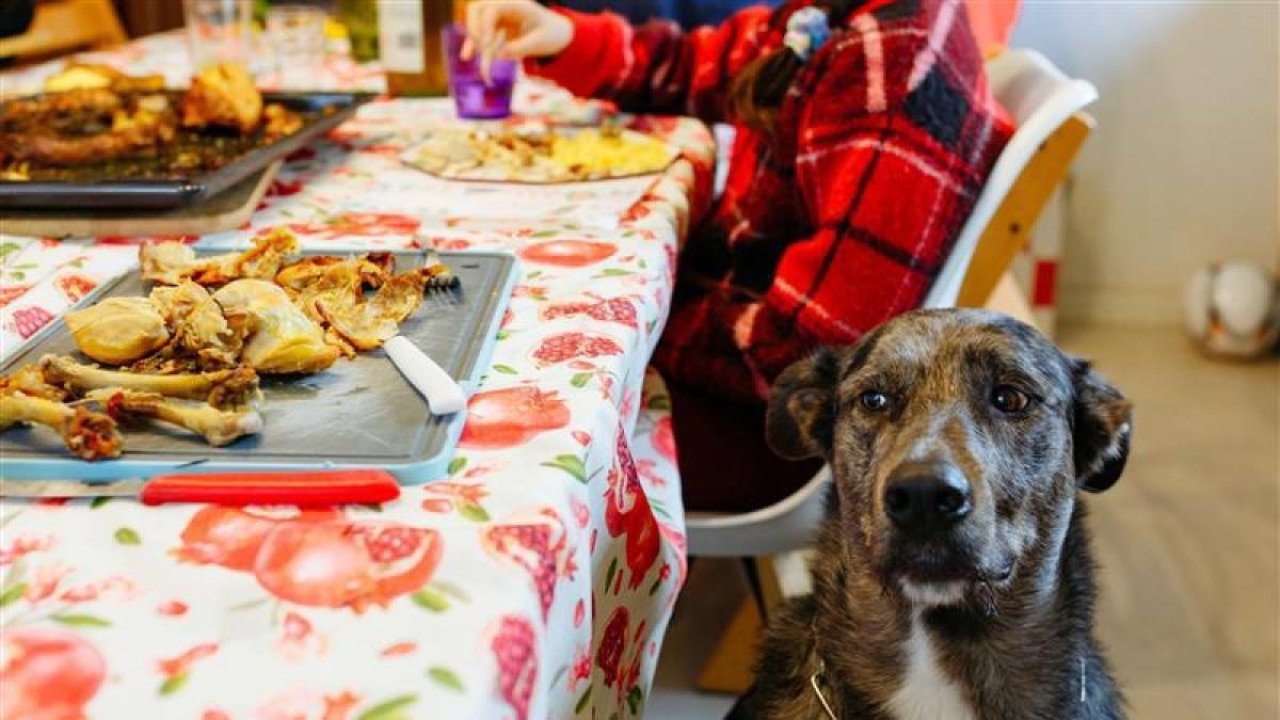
<box><xmin>0</xmin><ymin>91</ymin><xmax>377</xmax><ymax>210</ymax></box>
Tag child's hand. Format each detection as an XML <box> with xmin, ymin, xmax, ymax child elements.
<box><xmin>462</xmin><ymin>1</ymin><xmax>574</xmax><ymax>61</ymax></box>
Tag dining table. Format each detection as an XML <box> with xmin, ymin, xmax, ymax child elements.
<box><xmin>0</xmin><ymin>30</ymin><xmax>715</xmax><ymax>720</ymax></box>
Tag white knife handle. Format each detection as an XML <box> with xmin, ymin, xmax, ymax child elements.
<box><xmin>385</xmin><ymin>336</ymin><xmax>467</xmax><ymax>415</ymax></box>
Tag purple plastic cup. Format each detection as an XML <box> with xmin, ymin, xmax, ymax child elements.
<box><xmin>442</xmin><ymin>24</ymin><xmax>516</xmax><ymax>120</ymax></box>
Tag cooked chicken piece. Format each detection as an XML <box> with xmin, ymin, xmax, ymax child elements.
<box><xmin>292</xmin><ymin>260</ymin><xmax>365</xmax><ymax>323</ymax></box>
<box><xmin>140</xmin><ymin>230</ymin><xmax>300</xmax><ymax>287</ymax></box>
<box><xmin>0</xmin><ymin>391</ymin><xmax>122</xmax><ymax>460</ymax></box>
<box><xmin>1</xmin><ymin>364</ymin><xmax>67</xmax><ymax>401</ymax></box>
<box><xmin>63</xmin><ymin>296</ymin><xmax>171</xmax><ymax>365</ymax></box>
<box><xmin>212</xmin><ymin>279</ymin><xmax>339</xmax><ymax>374</ymax></box>
<box><xmin>0</xmin><ymin>88</ymin><xmax>177</xmax><ymax>167</ymax></box>
<box><xmin>181</xmin><ymin>62</ymin><xmax>262</xmax><ymax>134</ymax></box>
<box><xmin>263</xmin><ymin>103</ymin><xmax>303</xmax><ymax>139</ymax></box>
<box><xmin>44</xmin><ymin>63</ymin><xmax>165</xmax><ymax>94</ymax></box>
<box><xmin>145</xmin><ymin>281</ymin><xmax>243</xmax><ymax>370</ymax></box>
<box><xmin>275</xmin><ymin>253</ymin><xmax>395</xmax><ymax>299</ymax></box>
<box><xmin>139</xmin><ymin>242</ymin><xmax>201</xmax><ymax>285</ymax></box>
<box><xmin>275</xmin><ymin>255</ymin><xmax>345</xmax><ymax>297</ymax></box>
<box><xmin>41</xmin><ymin>355</ymin><xmax>260</xmax><ymax>409</ymax></box>
<box><xmin>89</xmin><ymin>388</ymin><xmax>262</xmax><ymax>447</ymax></box>
<box><xmin>315</xmin><ymin>271</ymin><xmax>426</xmax><ymax>351</ymax></box>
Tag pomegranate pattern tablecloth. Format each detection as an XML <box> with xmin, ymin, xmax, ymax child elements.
<box><xmin>0</xmin><ymin>35</ymin><xmax>712</xmax><ymax>720</ymax></box>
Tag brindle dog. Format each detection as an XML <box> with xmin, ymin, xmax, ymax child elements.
<box><xmin>729</xmin><ymin>309</ymin><xmax>1131</xmax><ymax>720</ymax></box>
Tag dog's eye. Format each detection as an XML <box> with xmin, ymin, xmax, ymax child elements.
<box><xmin>859</xmin><ymin>390</ymin><xmax>890</xmax><ymax>412</ymax></box>
<box><xmin>992</xmin><ymin>385</ymin><xmax>1032</xmax><ymax>414</ymax></box>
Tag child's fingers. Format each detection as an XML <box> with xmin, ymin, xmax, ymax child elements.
<box><xmin>464</xmin><ymin>3</ymin><xmax>500</xmax><ymax>60</ymax></box>
<box><xmin>500</xmin><ymin>31</ymin><xmax>544</xmax><ymax>59</ymax></box>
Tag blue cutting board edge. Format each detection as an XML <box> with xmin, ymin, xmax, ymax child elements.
<box><xmin>0</xmin><ymin>250</ymin><xmax>521</xmax><ymax>487</ymax></box>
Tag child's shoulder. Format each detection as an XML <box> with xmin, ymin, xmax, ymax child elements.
<box><xmin>804</xmin><ymin>0</ymin><xmax>987</xmax><ymax>108</ymax></box>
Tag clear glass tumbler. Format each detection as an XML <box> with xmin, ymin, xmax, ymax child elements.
<box><xmin>184</xmin><ymin>0</ymin><xmax>255</xmax><ymax>72</ymax></box>
<box><xmin>267</xmin><ymin>4</ymin><xmax>328</xmax><ymax>89</ymax></box>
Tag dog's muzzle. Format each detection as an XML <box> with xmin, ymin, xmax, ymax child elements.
<box><xmin>883</xmin><ymin>461</ymin><xmax>972</xmax><ymax>535</ymax></box>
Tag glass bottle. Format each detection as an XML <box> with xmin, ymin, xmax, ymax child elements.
<box><xmin>377</xmin><ymin>0</ymin><xmax>463</xmax><ymax>97</ymax></box>
<box><xmin>337</xmin><ymin>0</ymin><xmax>380</xmax><ymax>63</ymax></box>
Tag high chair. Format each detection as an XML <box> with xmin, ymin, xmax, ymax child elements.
<box><xmin>0</xmin><ymin>0</ymin><xmax>127</xmax><ymax>63</ymax></box>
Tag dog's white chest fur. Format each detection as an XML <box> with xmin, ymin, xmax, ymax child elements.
<box><xmin>886</xmin><ymin>616</ymin><xmax>976</xmax><ymax>720</ymax></box>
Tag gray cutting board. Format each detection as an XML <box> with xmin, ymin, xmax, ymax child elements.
<box><xmin>0</xmin><ymin>251</ymin><xmax>518</xmax><ymax>485</ymax></box>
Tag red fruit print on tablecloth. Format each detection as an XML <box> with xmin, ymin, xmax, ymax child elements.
<box><xmin>158</xmin><ymin>642</ymin><xmax>218</xmax><ymax>679</ymax></box>
<box><xmin>595</xmin><ymin>606</ymin><xmax>628</xmax><ymax>689</ymax></box>
<box><xmin>483</xmin><ymin>508</ymin><xmax>567</xmax><ymax>621</ymax></box>
<box><xmin>458</xmin><ymin>386</ymin><xmax>570</xmax><ymax>450</ymax></box>
<box><xmin>157</xmin><ymin>600</ymin><xmax>188</xmax><ymax>617</ymax></box>
<box><xmin>277</xmin><ymin>611</ymin><xmax>328</xmax><ymax>661</ymax></box>
<box><xmin>286</xmin><ymin>212</ymin><xmax>421</xmax><ymax>239</ymax></box>
<box><xmin>23</xmin><ymin>564</ymin><xmax>71</xmax><ymax>603</ymax></box>
<box><xmin>532</xmin><ymin>332</ymin><xmax>624</xmax><ymax>366</ymax></box>
<box><xmin>174</xmin><ymin>507</ymin><xmax>339</xmax><ymax>572</ymax></box>
<box><xmin>518</xmin><ymin>240</ymin><xmax>617</xmax><ymax>268</ymax></box>
<box><xmin>491</xmin><ymin>615</ymin><xmax>537</xmax><ymax>720</ymax></box>
<box><xmin>540</xmin><ymin>295</ymin><xmax>639</xmax><ymax>328</ymax></box>
<box><xmin>9</xmin><ymin>306</ymin><xmax>55</xmax><ymax>340</ymax></box>
<box><xmin>380</xmin><ymin>641</ymin><xmax>418</xmax><ymax>658</ymax></box>
<box><xmin>252</xmin><ymin>688</ymin><xmax>361</xmax><ymax>720</ymax></box>
<box><xmin>95</xmin><ymin>234</ymin><xmax>199</xmax><ymax>246</ymax></box>
<box><xmin>604</xmin><ymin>428</ymin><xmax>661</xmax><ymax>590</ymax></box>
<box><xmin>0</xmin><ymin>626</ymin><xmax>106</xmax><ymax>720</ymax></box>
<box><xmin>0</xmin><ymin>532</ymin><xmax>53</xmax><ymax>565</ymax></box>
<box><xmin>0</xmin><ymin>285</ymin><xmax>31</xmax><ymax>308</ymax></box>
<box><xmin>650</xmin><ymin>416</ymin><xmax>676</xmax><ymax>464</ymax></box>
<box><xmin>53</xmin><ymin>273</ymin><xmax>97</xmax><ymax>303</ymax></box>
<box><xmin>253</xmin><ymin>521</ymin><xmax>444</xmax><ymax>613</ymax></box>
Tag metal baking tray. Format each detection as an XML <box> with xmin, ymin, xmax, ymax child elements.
<box><xmin>0</xmin><ymin>250</ymin><xmax>519</xmax><ymax>485</ymax></box>
<box><xmin>0</xmin><ymin>92</ymin><xmax>375</xmax><ymax>210</ymax></box>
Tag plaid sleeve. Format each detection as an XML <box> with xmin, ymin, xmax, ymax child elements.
<box><xmin>527</xmin><ymin>5</ymin><xmax>775</xmax><ymax>121</ymax></box>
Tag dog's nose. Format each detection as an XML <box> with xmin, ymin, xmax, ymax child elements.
<box><xmin>883</xmin><ymin>462</ymin><xmax>972</xmax><ymax>532</ymax></box>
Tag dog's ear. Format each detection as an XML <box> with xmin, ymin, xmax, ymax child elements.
<box><xmin>1071</xmin><ymin>358</ymin><xmax>1133</xmax><ymax>493</ymax></box>
<box><xmin>766</xmin><ymin>347</ymin><xmax>849</xmax><ymax>460</ymax></box>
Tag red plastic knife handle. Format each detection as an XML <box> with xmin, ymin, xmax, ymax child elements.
<box><xmin>138</xmin><ymin>469</ymin><xmax>401</xmax><ymax>506</ymax></box>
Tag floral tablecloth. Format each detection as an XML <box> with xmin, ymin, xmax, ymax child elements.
<box><xmin>0</xmin><ymin>34</ymin><xmax>713</xmax><ymax>720</ymax></box>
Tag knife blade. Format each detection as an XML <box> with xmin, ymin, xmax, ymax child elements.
<box><xmin>0</xmin><ymin>469</ymin><xmax>401</xmax><ymax>506</ymax></box>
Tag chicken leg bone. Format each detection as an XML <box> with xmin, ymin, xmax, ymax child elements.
<box><xmin>41</xmin><ymin>355</ymin><xmax>260</xmax><ymax>408</ymax></box>
<box><xmin>88</xmin><ymin>388</ymin><xmax>262</xmax><ymax>447</ymax></box>
<box><xmin>0</xmin><ymin>392</ymin><xmax>122</xmax><ymax>460</ymax></box>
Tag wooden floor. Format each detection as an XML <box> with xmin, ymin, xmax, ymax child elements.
<box><xmin>651</xmin><ymin>323</ymin><xmax>1280</xmax><ymax>719</ymax></box>
<box><xmin>1058</xmin><ymin>325</ymin><xmax>1280</xmax><ymax>719</ymax></box>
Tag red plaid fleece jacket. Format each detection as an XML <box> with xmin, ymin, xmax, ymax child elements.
<box><xmin>531</xmin><ymin>0</ymin><xmax>1013</xmax><ymax>403</ymax></box>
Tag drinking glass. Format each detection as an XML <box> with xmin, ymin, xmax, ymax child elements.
<box><xmin>184</xmin><ymin>0</ymin><xmax>255</xmax><ymax>72</ymax></box>
<box><xmin>267</xmin><ymin>4</ymin><xmax>328</xmax><ymax>88</ymax></box>
<box><xmin>441</xmin><ymin>23</ymin><xmax>516</xmax><ymax>120</ymax></box>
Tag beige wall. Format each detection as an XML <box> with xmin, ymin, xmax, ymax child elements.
<box><xmin>1013</xmin><ymin>2</ymin><xmax>1279</xmax><ymax>326</ymax></box>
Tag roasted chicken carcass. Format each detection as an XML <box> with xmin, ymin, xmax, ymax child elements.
<box><xmin>316</xmin><ymin>270</ymin><xmax>427</xmax><ymax>352</ymax></box>
<box><xmin>63</xmin><ymin>296</ymin><xmax>171</xmax><ymax>365</ymax></box>
<box><xmin>0</xmin><ymin>379</ymin><xmax>122</xmax><ymax>461</ymax></box>
<box><xmin>212</xmin><ymin>279</ymin><xmax>339</xmax><ymax>374</ymax></box>
<box><xmin>0</xmin><ymin>89</ymin><xmax>177</xmax><ymax>167</ymax></box>
<box><xmin>88</xmin><ymin>388</ymin><xmax>262</xmax><ymax>447</ymax></box>
<box><xmin>181</xmin><ymin>62</ymin><xmax>262</xmax><ymax>134</ymax></box>
<box><xmin>139</xmin><ymin>281</ymin><xmax>244</xmax><ymax>372</ymax></box>
<box><xmin>275</xmin><ymin>253</ymin><xmax>426</xmax><ymax>353</ymax></box>
<box><xmin>141</xmin><ymin>229</ymin><xmax>300</xmax><ymax>287</ymax></box>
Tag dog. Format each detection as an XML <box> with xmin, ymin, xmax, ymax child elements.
<box><xmin>728</xmin><ymin>309</ymin><xmax>1131</xmax><ymax>720</ymax></box>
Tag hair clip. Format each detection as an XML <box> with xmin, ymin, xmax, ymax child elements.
<box><xmin>784</xmin><ymin>6</ymin><xmax>832</xmax><ymax>62</ymax></box>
